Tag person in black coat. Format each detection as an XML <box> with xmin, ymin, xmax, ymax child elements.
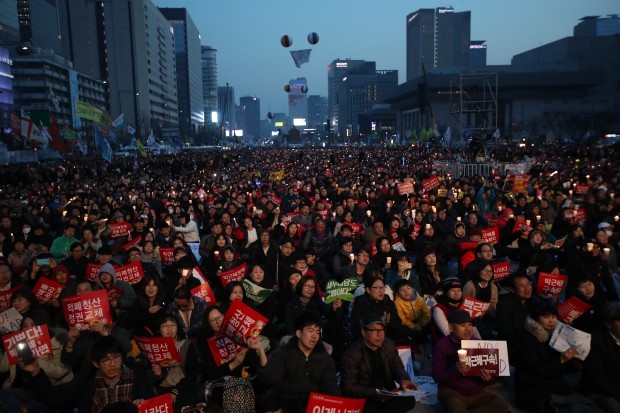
<box><xmin>495</xmin><ymin>273</ymin><xmax>532</xmax><ymax>366</ymax></box>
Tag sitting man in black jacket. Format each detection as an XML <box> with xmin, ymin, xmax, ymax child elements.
<box><xmin>340</xmin><ymin>314</ymin><xmax>418</xmax><ymax>413</ymax></box>
<box><xmin>251</xmin><ymin>312</ymin><xmax>340</xmax><ymax>412</ymax></box>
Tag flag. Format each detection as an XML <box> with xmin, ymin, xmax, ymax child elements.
<box><xmin>29</xmin><ymin>122</ymin><xmax>46</xmax><ymax>144</ymax></box>
<box><xmin>101</xmin><ymin>138</ymin><xmax>112</xmax><ymax>163</ymax></box>
<box><xmin>444</xmin><ymin>126</ymin><xmax>452</xmax><ymax>146</ymax></box>
<box><xmin>93</xmin><ymin>123</ymin><xmax>102</xmax><ymax>149</ymax></box>
<box><xmin>127</xmin><ymin>125</ymin><xmax>136</xmax><ymax>135</ymax></box>
<box><xmin>146</xmin><ymin>130</ymin><xmax>158</xmax><ymax>148</ymax></box>
<box><xmin>20</xmin><ymin>109</ymin><xmax>34</xmax><ymax>139</ymax></box>
<box><xmin>76</xmin><ymin>137</ymin><xmax>88</xmax><ymax>156</ymax></box>
<box><xmin>49</xmin><ymin>88</ymin><xmax>60</xmax><ymax>112</ymax></box>
<box><xmin>290</xmin><ymin>49</ymin><xmax>311</xmax><ymax>68</ymax></box>
<box><xmin>48</xmin><ymin>116</ymin><xmax>66</xmax><ymax>154</ymax></box>
<box><xmin>112</xmin><ymin>113</ymin><xmax>124</xmax><ymax>129</ymax></box>
<box><xmin>62</xmin><ymin>125</ymin><xmax>77</xmax><ymax>141</ymax></box>
<box><xmin>136</xmin><ymin>139</ymin><xmax>147</xmax><ymax>157</ymax></box>
<box><xmin>40</xmin><ymin>123</ymin><xmax>53</xmax><ymax>143</ymax></box>
<box><xmin>107</xmin><ymin>131</ymin><xmax>117</xmax><ymax>144</ymax></box>
<box><xmin>493</xmin><ymin>128</ymin><xmax>501</xmax><ymax>139</ymax></box>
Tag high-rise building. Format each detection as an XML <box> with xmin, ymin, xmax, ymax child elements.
<box><xmin>59</xmin><ymin>0</ymin><xmax>177</xmax><ymax>139</ymax></box>
<box><xmin>307</xmin><ymin>95</ymin><xmax>328</xmax><ymax>130</ymax></box>
<box><xmin>469</xmin><ymin>41</ymin><xmax>487</xmax><ymax>67</ymax></box>
<box><xmin>16</xmin><ymin>0</ymin><xmax>62</xmax><ymax>53</ymax></box>
<box><xmin>406</xmin><ymin>7</ymin><xmax>471</xmax><ymax>81</ymax></box>
<box><xmin>327</xmin><ymin>59</ymin><xmax>398</xmax><ymax>137</ymax></box>
<box><xmin>218</xmin><ymin>85</ymin><xmax>235</xmax><ymax>131</ymax></box>
<box><xmin>574</xmin><ymin>15</ymin><xmax>620</xmax><ymax>37</ymax></box>
<box><xmin>159</xmin><ymin>8</ymin><xmax>203</xmax><ymax>139</ymax></box>
<box><xmin>288</xmin><ymin>77</ymin><xmax>308</xmax><ymax>129</ymax></box>
<box><xmin>0</xmin><ymin>1</ymin><xmax>19</xmax><ymax>44</ymax></box>
<box><xmin>239</xmin><ymin>96</ymin><xmax>260</xmax><ymax>139</ymax></box>
<box><xmin>201</xmin><ymin>45</ymin><xmax>218</xmax><ymax>124</ymax></box>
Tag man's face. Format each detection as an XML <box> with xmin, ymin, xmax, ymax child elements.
<box><xmin>280</xmin><ymin>243</ymin><xmax>294</xmax><ymax>257</ymax></box>
<box><xmin>296</xmin><ymin>324</ymin><xmax>321</xmax><ymax>353</ymax></box>
<box><xmin>65</xmin><ymin>227</ymin><xmax>75</xmax><ymax>238</ymax></box>
<box><xmin>356</xmin><ymin>251</ymin><xmax>370</xmax><ymax>266</ymax></box>
<box><xmin>450</xmin><ymin>322</ymin><xmax>474</xmax><ymax>340</ymax></box>
<box><xmin>373</xmin><ymin>222</ymin><xmax>384</xmax><ymax>236</ymax></box>
<box><xmin>0</xmin><ymin>266</ymin><xmax>11</xmax><ymax>285</ymax></box>
<box><xmin>315</xmin><ymin>221</ymin><xmax>326</xmax><ymax>233</ymax></box>
<box><xmin>513</xmin><ymin>277</ymin><xmax>533</xmax><ymax>300</ymax></box>
<box><xmin>362</xmin><ymin>323</ymin><xmax>385</xmax><ymax>349</ymax></box>
<box><xmin>94</xmin><ymin>352</ymin><xmax>123</xmax><ymax>382</ymax></box>
<box><xmin>294</xmin><ymin>260</ymin><xmax>308</xmax><ymax>272</ymax></box>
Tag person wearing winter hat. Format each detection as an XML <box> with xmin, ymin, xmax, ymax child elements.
<box><xmin>431</xmin><ymin>277</ymin><xmax>481</xmax><ymax>343</ymax></box>
<box><xmin>97</xmin><ymin>263</ymin><xmax>137</xmax><ymax>313</ymax></box>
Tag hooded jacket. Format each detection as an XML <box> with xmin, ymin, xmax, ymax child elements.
<box><xmin>97</xmin><ymin>263</ymin><xmax>137</xmax><ymax>310</ymax></box>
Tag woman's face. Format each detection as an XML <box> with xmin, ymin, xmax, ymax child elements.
<box><xmin>447</xmin><ymin>287</ymin><xmax>462</xmax><ymax>301</ymax></box>
<box><xmin>344</xmin><ymin>213</ymin><xmax>353</xmax><ymax>222</ymax></box>
<box><xmin>208</xmin><ymin>310</ymin><xmax>224</xmax><ymax>333</ymax></box>
<box><xmin>288</xmin><ymin>273</ymin><xmax>302</xmax><ymax>289</ymax></box>
<box><xmin>54</xmin><ymin>270</ymin><xmax>68</xmax><ymax>284</ymax></box>
<box><xmin>379</xmin><ymin>239</ymin><xmax>391</xmax><ymax>252</ymax></box>
<box><xmin>538</xmin><ymin>314</ymin><xmax>558</xmax><ymax>332</ymax></box>
<box><xmin>577</xmin><ymin>281</ymin><xmax>595</xmax><ymax>299</ymax></box>
<box><xmin>83</xmin><ymin>229</ymin><xmax>92</xmax><ymax>239</ymax></box>
<box><xmin>22</xmin><ymin>317</ymin><xmax>36</xmax><ymax>329</ymax></box>
<box><xmin>12</xmin><ymin>296</ymin><xmax>31</xmax><ymax>314</ymax></box>
<box><xmin>224</xmin><ymin>249</ymin><xmax>234</xmax><ymax>262</ymax></box>
<box><xmin>250</xmin><ymin>266</ymin><xmax>265</xmax><ymax>284</ymax></box>
<box><xmin>173</xmin><ymin>239</ymin><xmax>184</xmax><ymax>248</ymax></box>
<box><xmin>216</xmin><ymin>236</ymin><xmax>227</xmax><ymax>247</ymax></box>
<box><xmin>143</xmin><ymin>242</ymin><xmax>154</xmax><ymax>253</ymax></box>
<box><xmin>531</xmin><ymin>232</ymin><xmax>543</xmax><ymax>245</ymax></box>
<box><xmin>145</xmin><ymin>279</ymin><xmax>158</xmax><ymax>298</ymax></box>
<box><xmin>288</xmin><ymin>223</ymin><xmax>298</xmax><ymax>236</ymax></box>
<box><xmin>244</xmin><ymin>218</ymin><xmax>253</xmax><ymax>229</ymax></box>
<box><xmin>300</xmin><ymin>279</ymin><xmax>316</xmax><ymax>299</ymax></box>
<box><xmin>596</xmin><ymin>230</ymin><xmax>608</xmax><ymax>245</ymax></box>
<box><xmin>229</xmin><ymin>285</ymin><xmax>244</xmax><ymax>302</ymax></box>
<box><xmin>160</xmin><ymin>319</ymin><xmax>178</xmax><ymax>338</ymax></box>
<box><xmin>366</xmin><ymin>279</ymin><xmax>385</xmax><ymax>301</ymax></box>
<box><xmin>479</xmin><ymin>265</ymin><xmax>494</xmax><ymax>282</ymax></box>
<box><xmin>424</xmin><ymin>253</ymin><xmax>437</xmax><ymax>266</ymax></box>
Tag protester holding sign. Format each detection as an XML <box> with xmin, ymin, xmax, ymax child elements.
<box><xmin>151</xmin><ymin>314</ymin><xmax>202</xmax><ymax>409</ymax></box>
<box><xmin>284</xmin><ymin>276</ymin><xmax>343</xmax><ymax>336</ymax></box>
<box><xmin>432</xmin><ymin>310</ymin><xmax>509</xmax><ymax>413</ymax></box>
<box><xmin>166</xmin><ymin>286</ymin><xmax>206</xmax><ymax>339</ymax></box>
<box><xmin>11</xmin><ymin>287</ymin><xmax>50</xmax><ymax>326</ymax></box>
<box><xmin>568</xmin><ymin>275</ymin><xmax>607</xmax><ymax>334</ymax></box>
<box><xmin>515</xmin><ymin>298</ymin><xmax>581</xmax><ymax>412</ymax></box>
<box><xmin>95</xmin><ymin>263</ymin><xmax>136</xmax><ymax>314</ymax></box>
<box><xmin>431</xmin><ymin>278</ymin><xmax>482</xmax><ymax>344</ymax></box>
<box><xmin>24</xmin><ymin>336</ymin><xmax>156</xmax><ymax>413</ymax></box>
<box><xmin>125</xmin><ymin>274</ymin><xmax>167</xmax><ymax>334</ymax></box>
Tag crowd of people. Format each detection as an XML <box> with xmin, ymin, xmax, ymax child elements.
<box><xmin>0</xmin><ymin>144</ymin><xmax>619</xmax><ymax>413</ymax></box>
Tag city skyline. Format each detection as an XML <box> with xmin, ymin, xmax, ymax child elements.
<box><xmin>153</xmin><ymin>0</ymin><xmax>617</xmax><ymax>117</ymax></box>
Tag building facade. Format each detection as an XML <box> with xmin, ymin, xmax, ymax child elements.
<box><xmin>17</xmin><ymin>0</ymin><xmax>62</xmax><ymax>53</ymax></box>
<box><xmin>201</xmin><ymin>45</ymin><xmax>218</xmax><ymax>124</ymax></box>
<box><xmin>307</xmin><ymin>95</ymin><xmax>328</xmax><ymax>130</ymax></box>
<box><xmin>217</xmin><ymin>85</ymin><xmax>235</xmax><ymax>131</ymax></box>
<box><xmin>159</xmin><ymin>7</ymin><xmax>203</xmax><ymax>139</ymax></box>
<box><xmin>238</xmin><ymin>96</ymin><xmax>260</xmax><ymax>139</ymax></box>
<box><xmin>288</xmin><ymin>77</ymin><xmax>308</xmax><ymax>129</ymax></box>
<box><xmin>406</xmin><ymin>7</ymin><xmax>471</xmax><ymax>81</ymax></box>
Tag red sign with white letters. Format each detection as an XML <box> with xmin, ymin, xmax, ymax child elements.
<box><xmin>114</xmin><ymin>261</ymin><xmax>144</xmax><ymax>285</ymax></box>
<box><xmin>135</xmin><ymin>336</ymin><xmax>182</xmax><ymax>365</ymax></box>
<box><xmin>2</xmin><ymin>324</ymin><xmax>53</xmax><ymax>365</ymax></box>
<box><xmin>138</xmin><ymin>393</ymin><xmax>174</xmax><ymax>413</ymax></box>
<box><xmin>109</xmin><ymin>222</ymin><xmax>133</xmax><ymax>238</ymax></box>
<box><xmin>557</xmin><ymin>296</ymin><xmax>591</xmax><ymax>325</ymax></box>
<box><xmin>221</xmin><ymin>300</ymin><xmax>268</xmax><ymax>346</ymax></box>
<box><xmin>536</xmin><ymin>272</ymin><xmax>567</xmax><ymax>298</ymax></box>
<box><xmin>207</xmin><ymin>335</ymin><xmax>243</xmax><ymax>366</ymax></box>
<box><xmin>459</xmin><ymin>297</ymin><xmax>491</xmax><ymax>319</ymax></box>
<box><xmin>32</xmin><ymin>277</ymin><xmax>64</xmax><ymax>305</ymax></box>
<box><xmin>305</xmin><ymin>393</ymin><xmax>366</xmax><ymax>413</ymax></box>
<box><xmin>62</xmin><ymin>290</ymin><xmax>111</xmax><ymax>330</ymax></box>
<box><xmin>219</xmin><ymin>264</ymin><xmax>247</xmax><ymax>288</ymax></box>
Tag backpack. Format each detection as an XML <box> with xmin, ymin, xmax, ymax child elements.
<box><xmin>222</xmin><ymin>377</ymin><xmax>255</xmax><ymax>413</ymax></box>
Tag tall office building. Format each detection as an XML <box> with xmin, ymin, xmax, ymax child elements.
<box><xmin>469</xmin><ymin>41</ymin><xmax>487</xmax><ymax>67</ymax></box>
<box><xmin>327</xmin><ymin>59</ymin><xmax>398</xmax><ymax>137</ymax></box>
<box><xmin>327</xmin><ymin>59</ymin><xmax>365</xmax><ymax>134</ymax></box>
<box><xmin>218</xmin><ymin>85</ymin><xmax>235</xmax><ymax>130</ymax></box>
<box><xmin>59</xmin><ymin>0</ymin><xmax>177</xmax><ymax>139</ymax></box>
<box><xmin>16</xmin><ymin>0</ymin><xmax>62</xmax><ymax>53</ymax></box>
<box><xmin>239</xmin><ymin>96</ymin><xmax>260</xmax><ymax>139</ymax></box>
<box><xmin>201</xmin><ymin>45</ymin><xmax>218</xmax><ymax>124</ymax></box>
<box><xmin>406</xmin><ymin>7</ymin><xmax>471</xmax><ymax>81</ymax></box>
<box><xmin>574</xmin><ymin>15</ymin><xmax>620</xmax><ymax>37</ymax></box>
<box><xmin>0</xmin><ymin>1</ymin><xmax>19</xmax><ymax>44</ymax></box>
<box><xmin>307</xmin><ymin>95</ymin><xmax>328</xmax><ymax>130</ymax></box>
<box><xmin>288</xmin><ymin>77</ymin><xmax>308</xmax><ymax>129</ymax></box>
<box><xmin>160</xmin><ymin>8</ymin><xmax>203</xmax><ymax>139</ymax></box>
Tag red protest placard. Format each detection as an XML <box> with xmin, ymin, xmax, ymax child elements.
<box><xmin>219</xmin><ymin>264</ymin><xmax>247</xmax><ymax>288</ymax></box>
<box><xmin>481</xmin><ymin>227</ymin><xmax>499</xmax><ymax>245</ymax></box>
<box><xmin>537</xmin><ymin>272</ymin><xmax>567</xmax><ymax>299</ymax></box>
<box><xmin>191</xmin><ymin>266</ymin><xmax>208</xmax><ymax>284</ymax></box>
<box><xmin>422</xmin><ymin>176</ymin><xmax>441</xmax><ymax>192</ymax></box>
<box><xmin>138</xmin><ymin>393</ymin><xmax>174</xmax><ymax>413</ymax></box>
<box><xmin>348</xmin><ymin>223</ymin><xmax>362</xmax><ymax>235</ymax></box>
<box><xmin>115</xmin><ymin>261</ymin><xmax>144</xmax><ymax>285</ymax></box>
<box><xmin>221</xmin><ymin>300</ymin><xmax>268</xmax><ymax>346</ymax></box>
<box><xmin>109</xmin><ymin>222</ymin><xmax>132</xmax><ymax>238</ymax></box>
<box><xmin>159</xmin><ymin>248</ymin><xmax>174</xmax><ymax>265</ymax></box>
<box><xmin>106</xmin><ymin>285</ymin><xmax>124</xmax><ymax>301</ymax></box>
<box><xmin>306</xmin><ymin>393</ymin><xmax>366</xmax><ymax>413</ymax></box>
<box><xmin>512</xmin><ymin>175</ymin><xmax>529</xmax><ymax>193</ymax></box>
<box><xmin>135</xmin><ymin>336</ymin><xmax>182</xmax><ymax>365</ymax></box>
<box><xmin>574</xmin><ymin>184</ymin><xmax>589</xmax><ymax>195</ymax></box>
<box><xmin>2</xmin><ymin>324</ymin><xmax>53</xmax><ymax>365</ymax></box>
<box><xmin>0</xmin><ymin>287</ymin><xmax>20</xmax><ymax>311</ymax></box>
<box><xmin>491</xmin><ymin>260</ymin><xmax>510</xmax><ymax>282</ymax></box>
<box><xmin>557</xmin><ymin>296</ymin><xmax>591</xmax><ymax>325</ymax></box>
<box><xmin>85</xmin><ymin>263</ymin><xmax>103</xmax><ymax>282</ymax></box>
<box><xmin>459</xmin><ymin>297</ymin><xmax>491</xmax><ymax>319</ymax></box>
<box><xmin>410</xmin><ymin>223</ymin><xmax>422</xmax><ymax>240</ymax></box>
<box><xmin>191</xmin><ymin>282</ymin><xmax>216</xmax><ymax>306</ymax></box>
<box><xmin>62</xmin><ymin>290</ymin><xmax>111</xmax><ymax>330</ymax></box>
<box><xmin>207</xmin><ymin>335</ymin><xmax>243</xmax><ymax>366</ymax></box>
<box><xmin>484</xmin><ymin>214</ymin><xmax>498</xmax><ymax>228</ymax></box>
<box><xmin>397</xmin><ymin>182</ymin><xmax>414</xmax><ymax>195</ymax></box>
<box><xmin>32</xmin><ymin>277</ymin><xmax>64</xmax><ymax>305</ymax></box>
<box><xmin>462</xmin><ymin>348</ymin><xmax>500</xmax><ymax>377</ymax></box>
<box><xmin>574</xmin><ymin>208</ymin><xmax>587</xmax><ymax>223</ymax></box>
<box><xmin>122</xmin><ymin>235</ymin><xmax>142</xmax><ymax>252</ymax></box>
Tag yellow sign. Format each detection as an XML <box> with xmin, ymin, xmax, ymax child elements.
<box><xmin>76</xmin><ymin>100</ymin><xmax>103</xmax><ymax>122</ymax></box>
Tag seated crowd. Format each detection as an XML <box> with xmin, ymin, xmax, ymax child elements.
<box><xmin>0</xmin><ymin>146</ymin><xmax>618</xmax><ymax>413</ymax></box>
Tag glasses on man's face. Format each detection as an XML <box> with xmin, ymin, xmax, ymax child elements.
<box><xmin>99</xmin><ymin>353</ymin><xmax>122</xmax><ymax>366</ymax></box>
<box><xmin>364</xmin><ymin>328</ymin><xmax>385</xmax><ymax>334</ymax></box>
<box><xmin>370</xmin><ymin>286</ymin><xmax>386</xmax><ymax>291</ymax></box>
